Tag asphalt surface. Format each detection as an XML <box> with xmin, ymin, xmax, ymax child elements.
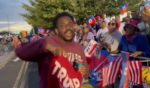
<box><xmin>23</xmin><ymin>62</ymin><xmax>39</xmax><ymax>88</ymax></box>
<box><xmin>0</xmin><ymin>49</ymin><xmax>40</xmax><ymax>88</ymax></box>
<box><xmin>0</xmin><ymin>60</ymin><xmax>23</xmax><ymax>88</ymax></box>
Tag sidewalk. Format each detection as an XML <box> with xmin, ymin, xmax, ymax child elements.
<box><xmin>0</xmin><ymin>51</ymin><xmax>16</xmax><ymax>69</ymax></box>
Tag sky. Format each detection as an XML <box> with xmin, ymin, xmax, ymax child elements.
<box><xmin>0</xmin><ymin>0</ymin><xmax>29</xmax><ymax>28</ymax></box>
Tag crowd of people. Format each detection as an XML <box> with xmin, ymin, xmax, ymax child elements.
<box><xmin>2</xmin><ymin>0</ymin><xmax>150</xmax><ymax>88</ymax></box>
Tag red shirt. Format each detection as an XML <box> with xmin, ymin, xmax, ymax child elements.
<box><xmin>48</xmin><ymin>56</ymin><xmax>82</xmax><ymax>88</ymax></box>
<box><xmin>15</xmin><ymin>35</ymin><xmax>86</xmax><ymax>88</ymax></box>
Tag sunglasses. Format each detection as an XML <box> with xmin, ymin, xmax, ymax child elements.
<box><xmin>108</xmin><ymin>22</ymin><xmax>116</xmax><ymax>26</ymax></box>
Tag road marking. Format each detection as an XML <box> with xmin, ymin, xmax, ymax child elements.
<box><xmin>20</xmin><ymin>62</ymin><xmax>29</xmax><ymax>88</ymax></box>
<box><xmin>13</xmin><ymin>62</ymin><xmax>28</xmax><ymax>88</ymax></box>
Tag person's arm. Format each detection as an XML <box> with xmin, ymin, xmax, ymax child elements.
<box><xmin>138</xmin><ymin>35</ymin><xmax>150</xmax><ymax>57</ymax></box>
<box><xmin>130</xmin><ymin>35</ymin><xmax>150</xmax><ymax>58</ymax></box>
<box><xmin>15</xmin><ymin>38</ymin><xmax>50</xmax><ymax>61</ymax></box>
<box><xmin>15</xmin><ymin>37</ymin><xmax>67</xmax><ymax>62</ymax></box>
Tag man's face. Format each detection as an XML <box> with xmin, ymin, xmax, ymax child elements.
<box><xmin>98</xmin><ymin>20</ymin><xmax>103</xmax><ymax>26</ymax></box>
<box><xmin>57</xmin><ymin>16</ymin><xmax>75</xmax><ymax>42</ymax></box>
<box><xmin>108</xmin><ymin>22</ymin><xmax>116</xmax><ymax>32</ymax></box>
<box><xmin>124</xmin><ymin>25</ymin><xmax>135</xmax><ymax>36</ymax></box>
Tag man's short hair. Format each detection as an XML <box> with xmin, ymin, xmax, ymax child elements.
<box><xmin>53</xmin><ymin>12</ymin><xmax>74</xmax><ymax>29</ymax></box>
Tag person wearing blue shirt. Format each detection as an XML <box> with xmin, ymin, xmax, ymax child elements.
<box><xmin>118</xmin><ymin>18</ymin><xmax>150</xmax><ymax>88</ymax></box>
<box><xmin>119</xmin><ymin>19</ymin><xmax>150</xmax><ymax>58</ymax></box>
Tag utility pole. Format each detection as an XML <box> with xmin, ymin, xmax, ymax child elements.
<box><xmin>6</xmin><ymin>15</ymin><xmax>10</xmax><ymax>32</ymax></box>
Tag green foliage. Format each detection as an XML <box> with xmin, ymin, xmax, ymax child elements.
<box><xmin>22</xmin><ymin>0</ymin><xmax>141</xmax><ymax>29</ymax></box>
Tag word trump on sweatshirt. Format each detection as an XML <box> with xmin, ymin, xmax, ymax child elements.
<box><xmin>52</xmin><ymin>60</ymin><xmax>81</xmax><ymax>88</ymax></box>
<box><xmin>63</xmin><ymin>52</ymin><xmax>82</xmax><ymax>64</ymax></box>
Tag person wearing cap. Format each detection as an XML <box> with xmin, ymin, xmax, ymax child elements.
<box><xmin>119</xmin><ymin>18</ymin><xmax>150</xmax><ymax>58</ymax></box>
<box><xmin>93</xmin><ymin>16</ymin><xmax>102</xmax><ymax>33</ymax></box>
<box><xmin>118</xmin><ymin>18</ymin><xmax>150</xmax><ymax>87</ymax></box>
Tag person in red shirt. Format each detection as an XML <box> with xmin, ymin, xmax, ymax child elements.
<box><xmin>15</xmin><ymin>12</ymin><xmax>88</xmax><ymax>88</ymax></box>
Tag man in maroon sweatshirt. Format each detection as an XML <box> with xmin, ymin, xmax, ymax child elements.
<box><xmin>15</xmin><ymin>12</ymin><xmax>88</xmax><ymax>88</ymax></box>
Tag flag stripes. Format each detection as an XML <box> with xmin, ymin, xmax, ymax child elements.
<box><xmin>128</xmin><ymin>61</ymin><xmax>142</xmax><ymax>85</ymax></box>
<box><xmin>102</xmin><ymin>55</ymin><xmax>122</xmax><ymax>87</ymax></box>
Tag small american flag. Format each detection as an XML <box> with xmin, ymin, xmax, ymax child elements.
<box><xmin>102</xmin><ymin>55</ymin><xmax>122</xmax><ymax>87</ymax></box>
<box><xmin>120</xmin><ymin>51</ymin><xmax>142</xmax><ymax>87</ymax></box>
<box><xmin>128</xmin><ymin>61</ymin><xmax>142</xmax><ymax>85</ymax></box>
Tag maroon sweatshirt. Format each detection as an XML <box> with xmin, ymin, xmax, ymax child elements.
<box><xmin>15</xmin><ymin>35</ymin><xmax>85</xmax><ymax>88</ymax></box>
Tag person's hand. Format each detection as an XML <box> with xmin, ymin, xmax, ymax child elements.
<box><xmin>45</xmin><ymin>44</ymin><xmax>66</xmax><ymax>56</ymax></box>
<box><xmin>54</xmin><ymin>47</ymin><xmax>67</xmax><ymax>56</ymax></box>
<box><xmin>130</xmin><ymin>51</ymin><xmax>143</xmax><ymax>58</ymax></box>
<box><xmin>110</xmin><ymin>49</ymin><xmax>119</xmax><ymax>54</ymax></box>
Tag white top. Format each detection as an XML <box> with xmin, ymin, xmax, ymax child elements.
<box><xmin>103</xmin><ymin>30</ymin><xmax>122</xmax><ymax>52</ymax></box>
<box><xmin>86</xmin><ymin>32</ymin><xmax>95</xmax><ymax>40</ymax></box>
<box><xmin>96</xmin><ymin>28</ymin><xmax>108</xmax><ymax>39</ymax></box>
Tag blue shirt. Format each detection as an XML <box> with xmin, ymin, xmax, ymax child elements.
<box><xmin>119</xmin><ymin>34</ymin><xmax>150</xmax><ymax>57</ymax></box>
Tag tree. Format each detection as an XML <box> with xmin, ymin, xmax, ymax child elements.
<box><xmin>22</xmin><ymin>0</ymin><xmax>77</xmax><ymax>30</ymax></box>
<box><xmin>22</xmin><ymin>0</ymin><xmax>141</xmax><ymax>30</ymax></box>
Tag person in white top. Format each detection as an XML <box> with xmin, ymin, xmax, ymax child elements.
<box><xmin>101</xmin><ymin>20</ymin><xmax>122</xmax><ymax>53</ymax></box>
<box><xmin>81</xmin><ymin>26</ymin><xmax>95</xmax><ymax>47</ymax></box>
<box><xmin>96</xmin><ymin>21</ymin><xmax>108</xmax><ymax>42</ymax></box>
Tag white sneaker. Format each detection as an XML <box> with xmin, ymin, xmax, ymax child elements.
<box><xmin>13</xmin><ymin>57</ymin><xmax>20</xmax><ymax>62</ymax></box>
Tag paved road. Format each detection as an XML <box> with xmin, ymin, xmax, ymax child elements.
<box><xmin>0</xmin><ymin>51</ymin><xmax>16</xmax><ymax>69</ymax></box>
<box><xmin>0</xmin><ymin>60</ymin><xmax>40</xmax><ymax>88</ymax></box>
<box><xmin>0</xmin><ymin>50</ymin><xmax>40</xmax><ymax>88</ymax></box>
<box><xmin>0</xmin><ymin>59</ymin><xmax>23</xmax><ymax>88</ymax></box>
<box><xmin>23</xmin><ymin>63</ymin><xmax>40</xmax><ymax>88</ymax></box>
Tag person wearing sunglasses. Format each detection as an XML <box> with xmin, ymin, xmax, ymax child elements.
<box><xmin>100</xmin><ymin>20</ymin><xmax>122</xmax><ymax>54</ymax></box>
<box><xmin>108</xmin><ymin>22</ymin><xmax>116</xmax><ymax>26</ymax></box>
<box><xmin>98</xmin><ymin>20</ymin><xmax>122</xmax><ymax>88</ymax></box>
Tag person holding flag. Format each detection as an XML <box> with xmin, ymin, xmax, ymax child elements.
<box><xmin>118</xmin><ymin>18</ymin><xmax>150</xmax><ymax>58</ymax></box>
<box><xmin>118</xmin><ymin>18</ymin><xmax>150</xmax><ymax>87</ymax></box>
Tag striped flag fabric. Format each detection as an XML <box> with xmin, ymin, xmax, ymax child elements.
<box><xmin>119</xmin><ymin>51</ymin><xmax>142</xmax><ymax>87</ymax></box>
<box><xmin>128</xmin><ymin>61</ymin><xmax>142</xmax><ymax>85</ymax></box>
<box><xmin>102</xmin><ymin>65</ymin><xmax>109</xmax><ymax>87</ymax></box>
<box><xmin>102</xmin><ymin>55</ymin><xmax>122</xmax><ymax>87</ymax></box>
